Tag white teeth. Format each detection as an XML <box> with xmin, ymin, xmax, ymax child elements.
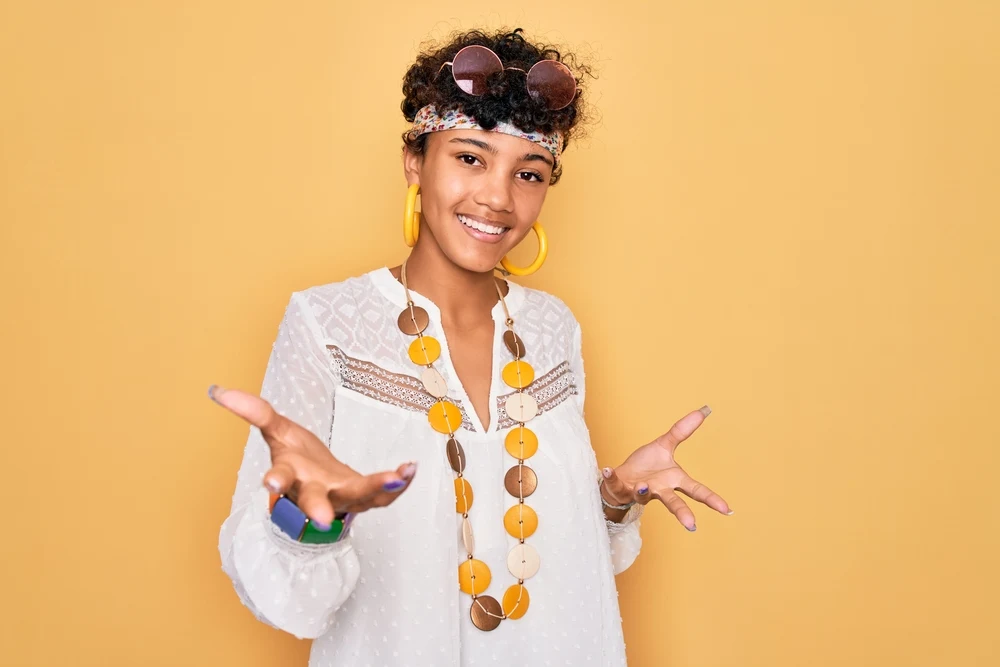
<box><xmin>458</xmin><ymin>214</ymin><xmax>506</xmax><ymax>235</ymax></box>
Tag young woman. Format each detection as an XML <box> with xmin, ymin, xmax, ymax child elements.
<box><xmin>212</xmin><ymin>28</ymin><xmax>731</xmax><ymax>666</ymax></box>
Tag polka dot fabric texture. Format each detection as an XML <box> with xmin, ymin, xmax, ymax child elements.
<box><xmin>218</xmin><ymin>266</ymin><xmax>643</xmax><ymax>666</ymax></box>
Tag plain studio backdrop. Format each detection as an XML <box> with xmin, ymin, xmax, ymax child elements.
<box><xmin>1</xmin><ymin>2</ymin><xmax>997</xmax><ymax>666</ymax></box>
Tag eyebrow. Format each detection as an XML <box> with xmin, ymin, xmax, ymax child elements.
<box><xmin>448</xmin><ymin>137</ymin><xmax>554</xmax><ymax>168</ymax></box>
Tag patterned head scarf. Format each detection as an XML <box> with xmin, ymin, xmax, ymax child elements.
<box><xmin>407</xmin><ymin>104</ymin><xmax>564</xmax><ymax>170</ymax></box>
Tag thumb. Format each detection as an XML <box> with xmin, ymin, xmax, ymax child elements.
<box><xmin>600</xmin><ymin>467</ymin><xmax>633</xmax><ymax>506</ymax></box>
<box><xmin>209</xmin><ymin>385</ymin><xmax>282</xmax><ymax>434</ymax></box>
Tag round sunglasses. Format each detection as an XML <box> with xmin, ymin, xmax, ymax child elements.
<box><xmin>437</xmin><ymin>45</ymin><xmax>578</xmax><ymax>111</ymax></box>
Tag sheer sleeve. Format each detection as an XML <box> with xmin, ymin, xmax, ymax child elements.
<box><xmin>218</xmin><ymin>292</ymin><xmax>360</xmax><ymax>639</ymax></box>
<box><xmin>570</xmin><ymin>321</ymin><xmax>644</xmax><ymax>575</ymax></box>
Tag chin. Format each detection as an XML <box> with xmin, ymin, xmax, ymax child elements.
<box><xmin>445</xmin><ymin>243</ymin><xmax>506</xmax><ymax>275</ymax></box>
<box><xmin>458</xmin><ymin>255</ymin><xmax>504</xmax><ymax>275</ymax></box>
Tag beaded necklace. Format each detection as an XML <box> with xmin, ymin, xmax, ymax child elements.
<box><xmin>396</xmin><ymin>258</ymin><xmax>539</xmax><ymax>631</ymax></box>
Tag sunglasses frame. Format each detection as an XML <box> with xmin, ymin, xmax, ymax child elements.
<box><xmin>437</xmin><ymin>45</ymin><xmax>579</xmax><ymax>111</ymax></box>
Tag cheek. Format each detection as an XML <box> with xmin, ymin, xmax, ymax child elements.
<box><xmin>516</xmin><ymin>188</ymin><xmax>548</xmax><ymax>226</ymax></box>
<box><xmin>422</xmin><ymin>169</ymin><xmax>471</xmax><ymax>217</ymax></box>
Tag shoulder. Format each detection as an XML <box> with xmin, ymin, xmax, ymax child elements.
<box><xmin>285</xmin><ymin>269</ymin><xmax>389</xmax><ymax>357</ymax></box>
<box><xmin>515</xmin><ymin>283</ymin><xmax>581</xmax><ymax>360</ymax></box>
<box><xmin>292</xmin><ymin>271</ymin><xmax>372</xmax><ymax>316</ymax></box>
<box><xmin>517</xmin><ymin>283</ymin><xmax>581</xmax><ymax>329</ymax></box>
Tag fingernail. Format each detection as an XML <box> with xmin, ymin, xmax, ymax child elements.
<box><xmin>383</xmin><ymin>479</ymin><xmax>407</xmax><ymax>492</ymax></box>
<box><xmin>637</xmin><ymin>485</ymin><xmax>649</xmax><ymax>496</ymax></box>
<box><xmin>401</xmin><ymin>462</ymin><xmax>418</xmax><ymax>480</ymax></box>
<box><xmin>699</xmin><ymin>405</ymin><xmax>712</xmax><ymax>417</ymax></box>
<box><xmin>687</xmin><ymin>524</ymin><xmax>697</xmax><ymax>532</ymax></box>
<box><xmin>602</xmin><ymin>467</ymin><xmax>613</xmax><ymax>479</ymax></box>
<box><xmin>726</xmin><ymin>510</ymin><xmax>735</xmax><ymax>516</ymax></box>
<box><xmin>264</xmin><ymin>477</ymin><xmax>281</xmax><ymax>492</ymax></box>
<box><xmin>208</xmin><ymin>384</ymin><xmax>226</xmax><ymax>403</ymax></box>
<box><xmin>311</xmin><ymin>519</ymin><xmax>332</xmax><ymax>532</ymax></box>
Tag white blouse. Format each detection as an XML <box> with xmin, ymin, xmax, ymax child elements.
<box><xmin>219</xmin><ymin>266</ymin><xmax>644</xmax><ymax>666</ymax></box>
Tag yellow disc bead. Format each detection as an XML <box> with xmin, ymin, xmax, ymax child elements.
<box><xmin>458</xmin><ymin>558</ymin><xmax>492</xmax><ymax>595</ymax></box>
<box><xmin>504</xmin><ymin>426</ymin><xmax>538</xmax><ymax>459</ymax></box>
<box><xmin>429</xmin><ymin>400</ymin><xmax>462</xmax><ymax>434</ymax></box>
<box><xmin>502</xmin><ymin>584</ymin><xmax>530</xmax><ymax>619</ymax></box>
<box><xmin>455</xmin><ymin>478</ymin><xmax>474</xmax><ymax>513</ymax></box>
<box><xmin>408</xmin><ymin>336</ymin><xmax>441</xmax><ymax>365</ymax></box>
<box><xmin>502</xmin><ymin>359</ymin><xmax>535</xmax><ymax>389</ymax></box>
<box><xmin>503</xmin><ymin>504</ymin><xmax>538</xmax><ymax>539</ymax></box>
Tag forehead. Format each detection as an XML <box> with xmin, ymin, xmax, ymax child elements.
<box><xmin>430</xmin><ymin>128</ymin><xmax>550</xmax><ymax>159</ymax></box>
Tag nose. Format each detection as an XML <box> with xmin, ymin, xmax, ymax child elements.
<box><xmin>475</xmin><ymin>169</ymin><xmax>514</xmax><ymax>214</ymax></box>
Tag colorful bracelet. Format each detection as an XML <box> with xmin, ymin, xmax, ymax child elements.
<box><xmin>268</xmin><ymin>493</ymin><xmax>354</xmax><ymax>544</ymax></box>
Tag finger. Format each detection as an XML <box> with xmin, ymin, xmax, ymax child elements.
<box><xmin>396</xmin><ymin>461</ymin><xmax>419</xmax><ymax>482</ymax></box>
<box><xmin>296</xmin><ymin>480</ymin><xmax>336</xmax><ymax>529</ymax></box>
<box><xmin>330</xmin><ymin>464</ymin><xmax>417</xmax><ymax>510</ymax></box>
<box><xmin>600</xmin><ymin>467</ymin><xmax>634</xmax><ymax>506</ymax></box>
<box><xmin>653</xmin><ymin>488</ymin><xmax>698</xmax><ymax>532</ymax></box>
<box><xmin>655</xmin><ymin>405</ymin><xmax>713</xmax><ymax>450</ymax></box>
<box><xmin>633</xmin><ymin>481</ymin><xmax>655</xmax><ymax>506</ymax></box>
<box><xmin>369</xmin><ymin>462</ymin><xmax>420</xmax><ymax>505</ymax></box>
<box><xmin>262</xmin><ymin>461</ymin><xmax>297</xmax><ymax>495</ymax></box>
<box><xmin>209</xmin><ymin>385</ymin><xmax>288</xmax><ymax>439</ymax></box>
<box><xmin>354</xmin><ymin>462</ymin><xmax>420</xmax><ymax>511</ymax></box>
<box><xmin>674</xmin><ymin>473</ymin><xmax>732</xmax><ymax>515</ymax></box>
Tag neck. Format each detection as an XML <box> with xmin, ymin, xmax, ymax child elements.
<box><xmin>391</xmin><ymin>242</ymin><xmax>509</xmax><ymax>330</ymax></box>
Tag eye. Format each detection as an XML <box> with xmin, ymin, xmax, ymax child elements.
<box><xmin>517</xmin><ymin>171</ymin><xmax>544</xmax><ymax>183</ymax></box>
<box><xmin>458</xmin><ymin>153</ymin><xmax>482</xmax><ymax>167</ymax></box>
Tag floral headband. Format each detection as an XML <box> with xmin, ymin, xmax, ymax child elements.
<box><xmin>407</xmin><ymin>105</ymin><xmax>564</xmax><ymax>169</ymax></box>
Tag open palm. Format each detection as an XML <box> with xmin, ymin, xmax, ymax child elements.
<box><xmin>599</xmin><ymin>406</ymin><xmax>732</xmax><ymax>531</ymax></box>
<box><xmin>209</xmin><ymin>384</ymin><xmax>417</xmax><ymax>528</ymax></box>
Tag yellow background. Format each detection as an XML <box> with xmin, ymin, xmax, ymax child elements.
<box><xmin>2</xmin><ymin>1</ymin><xmax>997</xmax><ymax>665</ymax></box>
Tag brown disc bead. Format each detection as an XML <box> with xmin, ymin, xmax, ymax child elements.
<box><xmin>503</xmin><ymin>330</ymin><xmax>526</xmax><ymax>358</ymax></box>
<box><xmin>397</xmin><ymin>305</ymin><xmax>429</xmax><ymax>335</ymax></box>
<box><xmin>446</xmin><ymin>437</ymin><xmax>466</xmax><ymax>473</ymax></box>
<box><xmin>504</xmin><ymin>464</ymin><xmax>537</xmax><ymax>498</ymax></box>
<box><xmin>470</xmin><ymin>595</ymin><xmax>503</xmax><ymax>631</ymax></box>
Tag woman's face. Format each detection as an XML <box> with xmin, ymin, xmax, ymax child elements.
<box><xmin>403</xmin><ymin>129</ymin><xmax>554</xmax><ymax>274</ymax></box>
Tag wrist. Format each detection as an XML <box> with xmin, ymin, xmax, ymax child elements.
<box><xmin>607</xmin><ymin>503</ymin><xmax>645</xmax><ymax>534</ymax></box>
<box><xmin>603</xmin><ymin>504</ymin><xmax>628</xmax><ymax>523</ymax></box>
<box><xmin>598</xmin><ymin>475</ymin><xmax>634</xmax><ymax>523</ymax></box>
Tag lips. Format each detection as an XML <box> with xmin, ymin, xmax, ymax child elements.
<box><xmin>458</xmin><ymin>214</ymin><xmax>510</xmax><ymax>234</ymax></box>
<box><xmin>456</xmin><ymin>214</ymin><xmax>510</xmax><ymax>244</ymax></box>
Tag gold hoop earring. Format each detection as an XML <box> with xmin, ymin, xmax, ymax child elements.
<box><xmin>500</xmin><ymin>221</ymin><xmax>548</xmax><ymax>276</ymax></box>
<box><xmin>403</xmin><ymin>183</ymin><xmax>420</xmax><ymax>247</ymax></box>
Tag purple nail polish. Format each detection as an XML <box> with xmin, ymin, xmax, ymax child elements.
<box><xmin>208</xmin><ymin>384</ymin><xmax>228</xmax><ymax>404</ymax></box>
<box><xmin>687</xmin><ymin>524</ymin><xmax>697</xmax><ymax>532</ymax></box>
<box><xmin>637</xmin><ymin>486</ymin><xmax>649</xmax><ymax>495</ymax></box>
<box><xmin>311</xmin><ymin>519</ymin><xmax>332</xmax><ymax>532</ymax></box>
<box><xmin>383</xmin><ymin>479</ymin><xmax>407</xmax><ymax>492</ymax></box>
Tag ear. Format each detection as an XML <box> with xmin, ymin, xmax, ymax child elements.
<box><xmin>402</xmin><ymin>143</ymin><xmax>423</xmax><ymax>187</ymax></box>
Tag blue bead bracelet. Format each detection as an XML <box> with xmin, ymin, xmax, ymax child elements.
<box><xmin>269</xmin><ymin>493</ymin><xmax>354</xmax><ymax>543</ymax></box>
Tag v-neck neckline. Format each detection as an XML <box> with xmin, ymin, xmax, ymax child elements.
<box><xmin>368</xmin><ymin>265</ymin><xmax>526</xmax><ymax>435</ymax></box>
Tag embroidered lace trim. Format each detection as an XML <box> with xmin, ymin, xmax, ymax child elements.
<box><xmin>327</xmin><ymin>345</ymin><xmax>477</xmax><ymax>431</ymax></box>
<box><xmin>326</xmin><ymin>346</ymin><xmax>578</xmax><ymax>432</ymax></box>
<box><xmin>496</xmin><ymin>361</ymin><xmax>578</xmax><ymax>430</ymax></box>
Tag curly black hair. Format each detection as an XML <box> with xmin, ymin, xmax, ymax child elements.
<box><xmin>401</xmin><ymin>28</ymin><xmax>594</xmax><ymax>185</ymax></box>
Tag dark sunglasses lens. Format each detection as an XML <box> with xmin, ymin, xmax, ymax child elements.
<box><xmin>526</xmin><ymin>60</ymin><xmax>576</xmax><ymax>110</ymax></box>
<box><xmin>451</xmin><ymin>45</ymin><xmax>503</xmax><ymax>95</ymax></box>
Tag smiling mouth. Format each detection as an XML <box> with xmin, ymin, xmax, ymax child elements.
<box><xmin>457</xmin><ymin>214</ymin><xmax>510</xmax><ymax>236</ymax></box>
